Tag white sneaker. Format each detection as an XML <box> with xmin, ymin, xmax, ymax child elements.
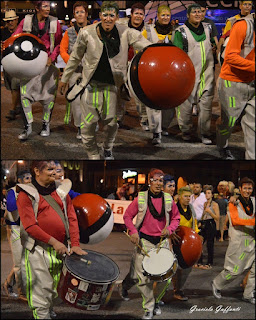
<box><xmin>200</xmin><ymin>135</ymin><xmax>212</xmax><ymax>145</ymax></box>
<box><xmin>18</xmin><ymin>124</ymin><xmax>32</xmax><ymax>140</ymax></box>
<box><xmin>40</xmin><ymin>122</ymin><xmax>50</xmax><ymax>137</ymax></box>
<box><xmin>142</xmin><ymin>311</ymin><xmax>153</xmax><ymax>319</ymax></box>
<box><xmin>212</xmin><ymin>281</ymin><xmax>221</xmax><ymax>299</ymax></box>
<box><xmin>153</xmin><ymin>304</ymin><xmax>161</xmax><ymax>315</ymax></box>
<box><xmin>242</xmin><ymin>296</ymin><xmax>255</xmax><ymax>304</ymax></box>
<box><xmin>104</xmin><ymin>149</ymin><xmax>114</xmax><ymax>160</ymax></box>
<box><xmin>152</xmin><ymin>133</ymin><xmax>161</xmax><ymax>145</ymax></box>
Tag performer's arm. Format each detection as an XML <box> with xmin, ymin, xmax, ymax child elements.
<box><xmin>60</xmin><ymin>30</ymin><xmax>70</xmax><ymax>64</ymax></box>
<box><xmin>123</xmin><ymin>198</ymin><xmax>139</xmax><ymax>235</ymax></box>
<box><xmin>167</xmin><ymin>201</ymin><xmax>180</xmax><ymax>235</ymax></box>
<box><xmin>224</xmin><ymin>20</ymin><xmax>255</xmax><ymax>73</ymax></box>
<box><xmin>49</xmin><ymin>20</ymin><xmax>62</xmax><ymax>63</ymax></box>
<box><xmin>6</xmin><ymin>189</ymin><xmax>17</xmax><ymax>213</ymax></box>
<box><xmin>229</xmin><ymin>202</ymin><xmax>255</xmax><ymax>226</ymax></box>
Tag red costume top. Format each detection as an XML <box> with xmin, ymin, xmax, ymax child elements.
<box><xmin>17</xmin><ymin>190</ymin><xmax>80</xmax><ymax>246</ymax></box>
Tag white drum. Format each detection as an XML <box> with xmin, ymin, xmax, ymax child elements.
<box><xmin>142</xmin><ymin>247</ymin><xmax>177</xmax><ymax>282</ymax></box>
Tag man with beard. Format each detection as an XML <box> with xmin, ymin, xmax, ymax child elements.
<box><xmin>190</xmin><ymin>183</ymin><xmax>207</xmax><ymax>221</ymax></box>
<box><xmin>123</xmin><ymin>168</ymin><xmax>180</xmax><ymax>319</ymax></box>
<box><xmin>212</xmin><ymin>177</ymin><xmax>255</xmax><ymax>304</ymax></box>
<box><xmin>59</xmin><ymin>1</ymin><xmax>151</xmax><ymax>160</ymax></box>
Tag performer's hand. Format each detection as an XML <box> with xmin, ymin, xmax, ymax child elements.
<box><xmin>161</xmin><ymin>227</ymin><xmax>170</xmax><ymax>237</ymax></box>
<box><xmin>170</xmin><ymin>231</ymin><xmax>181</xmax><ymax>244</ymax></box>
<box><xmin>46</xmin><ymin>57</ymin><xmax>53</xmax><ymax>66</ymax></box>
<box><xmin>70</xmin><ymin>246</ymin><xmax>88</xmax><ymax>256</ymax></box>
<box><xmin>229</xmin><ymin>196</ymin><xmax>238</xmax><ymax>204</ymax></box>
<box><xmin>48</xmin><ymin>237</ymin><xmax>69</xmax><ymax>255</ymax></box>
<box><xmin>59</xmin><ymin>81</ymin><xmax>68</xmax><ymax>95</ymax></box>
<box><xmin>130</xmin><ymin>233</ymin><xmax>140</xmax><ymax>245</ymax></box>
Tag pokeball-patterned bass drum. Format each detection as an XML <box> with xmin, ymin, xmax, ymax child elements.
<box><xmin>72</xmin><ymin>193</ymin><xmax>114</xmax><ymax>245</ymax></box>
<box><xmin>1</xmin><ymin>33</ymin><xmax>48</xmax><ymax>80</ymax></box>
<box><xmin>128</xmin><ymin>43</ymin><xmax>196</xmax><ymax>110</ymax></box>
<box><xmin>57</xmin><ymin>251</ymin><xmax>120</xmax><ymax>310</ymax></box>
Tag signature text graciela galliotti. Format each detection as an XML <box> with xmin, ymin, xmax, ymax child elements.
<box><xmin>189</xmin><ymin>305</ymin><xmax>241</xmax><ymax>314</ymax></box>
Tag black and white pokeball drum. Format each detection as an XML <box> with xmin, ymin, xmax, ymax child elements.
<box><xmin>2</xmin><ymin>33</ymin><xmax>48</xmax><ymax>80</ymax></box>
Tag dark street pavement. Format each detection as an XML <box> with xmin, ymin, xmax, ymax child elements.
<box><xmin>1</xmin><ymin>229</ymin><xmax>255</xmax><ymax>319</ymax></box>
<box><xmin>1</xmin><ymin>65</ymin><xmax>246</xmax><ymax>160</ymax></box>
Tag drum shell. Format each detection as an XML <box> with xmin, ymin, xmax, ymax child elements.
<box><xmin>57</xmin><ymin>251</ymin><xmax>119</xmax><ymax>310</ymax></box>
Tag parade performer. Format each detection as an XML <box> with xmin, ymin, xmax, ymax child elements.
<box><xmin>172</xmin><ymin>4</ymin><xmax>215</xmax><ymax>144</ymax></box>
<box><xmin>212</xmin><ymin>177</ymin><xmax>255</xmax><ymax>304</ymax></box>
<box><xmin>123</xmin><ymin>168</ymin><xmax>180</xmax><ymax>319</ymax></box>
<box><xmin>141</xmin><ymin>5</ymin><xmax>173</xmax><ymax>144</ymax></box>
<box><xmin>2</xmin><ymin>170</ymin><xmax>32</xmax><ymax>300</ymax></box>
<box><xmin>17</xmin><ymin>161</ymin><xmax>86</xmax><ymax>319</ymax></box>
<box><xmin>171</xmin><ymin>186</ymin><xmax>200</xmax><ymax>301</ymax></box>
<box><xmin>60</xmin><ymin>1</ymin><xmax>89</xmax><ymax>140</ymax></box>
<box><xmin>216</xmin><ymin>13</ymin><xmax>255</xmax><ymax>160</ymax></box>
<box><xmin>14</xmin><ymin>1</ymin><xmax>62</xmax><ymax>140</ymax></box>
<box><xmin>59</xmin><ymin>1</ymin><xmax>151</xmax><ymax>160</ymax></box>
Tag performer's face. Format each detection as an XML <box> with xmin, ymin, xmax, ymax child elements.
<box><xmin>74</xmin><ymin>6</ymin><xmax>88</xmax><ymax>26</ymax></box>
<box><xmin>36</xmin><ymin>1</ymin><xmax>51</xmax><ymax>18</ymax></box>
<box><xmin>100</xmin><ymin>9</ymin><xmax>118</xmax><ymax>32</ymax></box>
<box><xmin>179</xmin><ymin>191</ymin><xmax>191</xmax><ymax>207</ymax></box>
<box><xmin>55</xmin><ymin>164</ymin><xmax>64</xmax><ymax>181</ymax></box>
<box><xmin>187</xmin><ymin>8</ymin><xmax>202</xmax><ymax>25</ymax></box>
<box><xmin>240</xmin><ymin>1</ymin><xmax>253</xmax><ymax>16</ymax></box>
<box><xmin>150</xmin><ymin>174</ymin><xmax>164</xmax><ymax>194</ymax></box>
<box><xmin>239</xmin><ymin>183</ymin><xmax>253</xmax><ymax>200</ymax></box>
<box><xmin>34</xmin><ymin>161</ymin><xmax>56</xmax><ymax>187</ymax></box>
<box><xmin>158</xmin><ymin>9</ymin><xmax>171</xmax><ymax>26</ymax></box>
<box><xmin>20</xmin><ymin>173</ymin><xmax>32</xmax><ymax>184</ymax></box>
<box><xmin>131</xmin><ymin>9</ymin><xmax>145</xmax><ymax>27</ymax></box>
<box><xmin>164</xmin><ymin>181</ymin><xmax>175</xmax><ymax>196</ymax></box>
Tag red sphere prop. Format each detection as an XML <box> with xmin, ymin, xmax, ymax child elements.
<box><xmin>72</xmin><ymin>193</ymin><xmax>113</xmax><ymax>245</ymax></box>
<box><xmin>128</xmin><ymin>43</ymin><xmax>195</xmax><ymax>110</ymax></box>
<box><xmin>173</xmin><ymin>226</ymin><xmax>202</xmax><ymax>268</ymax></box>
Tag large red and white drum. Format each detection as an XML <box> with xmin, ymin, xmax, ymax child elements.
<box><xmin>57</xmin><ymin>250</ymin><xmax>120</xmax><ymax>310</ymax></box>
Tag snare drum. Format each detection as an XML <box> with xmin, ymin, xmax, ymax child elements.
<box><xmin>57</xmin><ymin>250</ymin><xmax>119</xmax><ymax>311</ymax></box>
<box><xmin>142</xmin><ymin>247</ymin><xmax>177</xmax><ymax>282</ymax></box>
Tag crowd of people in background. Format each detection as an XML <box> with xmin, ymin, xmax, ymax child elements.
<box><xmin>1</xmin><ymin>1</ymin><xmax>255</xmax><ymax>160</ymax></box>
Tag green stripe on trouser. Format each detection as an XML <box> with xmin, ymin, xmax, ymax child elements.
<box><xmin>64</xmin><ymin>102</ymin><xmax>71</xmax><ymax>124</ymax></box>
<box><xmin>155</xmin><ymin>278</ymin><xmax>172</xmax><ymax>303</ymax></box>
<box><xmin>47</xmin><ymin>247</ymin><xmax>62</xmax><ymax>291</ymax></box>
<box><xmin>25</xmin><ymin>249</ymin><xmax>38</xmax><ymax>319</ymax></box>
<box><xmin>199</xmin><ymin>41</ymin><xmax>206</xmax><ymax>98</ymax></box>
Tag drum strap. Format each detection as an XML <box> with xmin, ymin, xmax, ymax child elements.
<box><xmin>42</xmin><ymin>195</ymin><xmax>70</xmax><ymax>243</ymax></box>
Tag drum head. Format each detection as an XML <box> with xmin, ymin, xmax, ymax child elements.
<box><xmin>65</xmin><ymin>250</ymin><xmax>119</xmax><ymax>284</ymax></box>
<box><xmin>143</xmin><ymin>248</ymin><xmax>174</xmax><ymax>276</ymax></box>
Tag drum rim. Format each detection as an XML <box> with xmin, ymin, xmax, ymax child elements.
<box><xmin>64</xmin><ymin>250</ymin><xmax>120</xmax><ymax>284</ymax></box>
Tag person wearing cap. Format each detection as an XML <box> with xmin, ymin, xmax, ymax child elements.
<box><xmin>2</xmin><ymin>170</ymin><xmax>32</xmax><ymax>301</ymax></box>
<box><xmin>60</xmin><ymin>1</ymin><xmax>89</xmax><ymax>140</ymax></box>
<box><xmin>59</xmin><ymin>1</ymin><xmax>151</xmax><ymax>160</ymax></box>
<box><xmin>123</xmin><ymin>168</ymin><xmax>180</xmax><ymax>319</ymax></box>
<box><xmin>1</xmin><ymin>10</ymin><xmax>21</xmax><ymax>121</ymax></box>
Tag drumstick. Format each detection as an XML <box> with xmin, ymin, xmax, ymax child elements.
<box><xmin>157</xmin><ymin>236</ymin><xmax>164</xmax><ymax>254</ymax></box>
<box><xmin>123</xmin><ymin>231</ymin><xmax>150</xmax><ymax>257</ymax></box>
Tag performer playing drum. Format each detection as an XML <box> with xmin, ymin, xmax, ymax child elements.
<box><xmin>123</xmin><ymin>168</ymin><xmax>180</xmax><ymax>320</ymax></box>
